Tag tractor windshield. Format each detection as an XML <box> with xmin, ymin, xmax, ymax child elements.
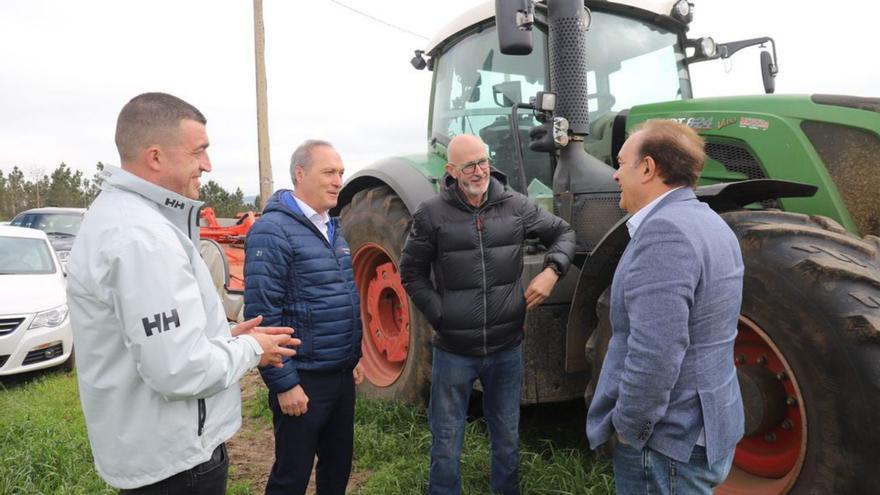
<box><xmin>580</xmin><ymin>10</ymin><xmax>691</xmax><ymax>163</ymax></box>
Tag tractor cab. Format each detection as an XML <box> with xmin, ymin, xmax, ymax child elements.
<box><xmin>421</xmin><ymin>1</ymin><xmax>774</xmax><ymax>194</ymax></box>
<box><xmin>424</xmin><ymin>1</ymin><xmax>694</xmax><ymax>194</ymax></box>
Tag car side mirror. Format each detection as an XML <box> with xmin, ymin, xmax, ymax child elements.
<box><xmin>496</xmin><ymin>0</ymin><xmax>534</xmax><ymax>55</ymax></box>
<box><xmin>761</xmin><ymin>50</ymin><xmax>777</xmax><ymax>94</ymax></box>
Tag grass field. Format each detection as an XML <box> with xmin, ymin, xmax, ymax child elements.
<box><xmin>1</xmin><ymin>368</ymin><xmax>613</xmax><ymax>494</ymax></box>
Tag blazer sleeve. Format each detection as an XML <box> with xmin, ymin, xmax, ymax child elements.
<box><xmin>243</xmin><ymin>219</ymin><xmax>300</xmax><ymax>393</ymax></box>
<box><xmin>521</xmin><ymin>196</ymin><xmax>576</xmax><ymax>275</ymax></box>
<box><xmin>400</xmin><ymin>203</ymin><xmax>443</xmax><ymax>329</ymax></box>
<box><xmin>611</xmin><ymin>217</ymin><xmax>700</xmax><ymax>448</ymax></box>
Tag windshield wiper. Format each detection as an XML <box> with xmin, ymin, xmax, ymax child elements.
<box><xmin>45</xmin><ymin>232</ymin><xmax>74</xmax><ymax>237</ymax></box>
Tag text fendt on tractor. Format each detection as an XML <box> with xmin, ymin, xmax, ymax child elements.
<box><xmin>200</xmin><ymin>1</ymin><xmax>880</xmax><ymax>493</ymax></box>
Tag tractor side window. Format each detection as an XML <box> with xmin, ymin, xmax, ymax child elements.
<box><xmin>431</xmin><ymin>26</ymin><xmax>552</xmax><ymax>193</ymax></box>
<box><xmin>581</xmin><ymin>11</ymin><xmax>691</xmax><ymax>165</ymax></box>
<box><xmin>584</xmin><ymin>12</ymin><xmax>688</xmax><ymax>116</ymax></box>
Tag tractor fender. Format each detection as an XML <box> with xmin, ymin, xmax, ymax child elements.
<box><xmin>333</xmin><ymin>157</ymin><xmax>439</xmax><ymax>217</ymax></box>
<box><xmin>563</xmin><ymin>178</ymin><xmax>817</xmax><ymax>374</ymax></box>
<box><xmin>695</xmin><ymin>178</ymin><xmax>817</xmax><ymax>213</ymax></box>
<box><xmin>564</xmin><ymin>215</ymin><xmax>630</xmax><ymax>374</ymax></box>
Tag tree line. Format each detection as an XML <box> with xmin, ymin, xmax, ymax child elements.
<box><xmin>0</xmin><ymin>163</ymin><xmax>255</xmax><ymax>220</ymax></box>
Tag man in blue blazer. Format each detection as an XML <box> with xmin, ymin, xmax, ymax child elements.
<box><xmin>586</xmin><ymin>119</ymin><xmax>745</xmax><ymax>494</ymax></box>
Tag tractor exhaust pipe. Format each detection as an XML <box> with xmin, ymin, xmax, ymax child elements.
<box><xmin>546</xmin><ymin>0</ymin><xmax>616</xmax><ymax>200</ymax></box>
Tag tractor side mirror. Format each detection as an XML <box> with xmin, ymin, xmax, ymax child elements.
<box><xmin>761</xmin><ymin>50</ymin><xmax>777</xmax><ymax>94</ymax></box>
<box><xmin>492</xmin><ymin>81</ymin><xmax>523</xmax><ymax>107</ymax></box>
<box><xmin>495</xmin><ymin>0</ymin><xmax>534</xmax><ymax>55</ymax></box>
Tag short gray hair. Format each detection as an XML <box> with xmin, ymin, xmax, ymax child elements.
<box><xmin>290</xmin><ymin>139</ymin><xmax>334</xmax><ymax>184</ymax></box>
<box><xmin>115</xmin><ymin>92</ymin><xmax>206</xmax><ymax>163</ymax></box>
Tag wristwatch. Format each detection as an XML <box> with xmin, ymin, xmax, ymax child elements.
<box><xmin>544</xmin><ymin>260</ymin><xmax>563</xmax><ymax>277</ymax></box>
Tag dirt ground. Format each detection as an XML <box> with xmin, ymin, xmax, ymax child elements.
<box><xmin>226</xmin><ymin>370</ymin><xmax>369</xmax><ymax>494</ymax></box>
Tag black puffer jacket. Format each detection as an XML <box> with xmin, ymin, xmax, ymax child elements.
<box><xmin>400</xmin><ymin>170</ymin><xmax>576</xmax><ymax>356</ymax></box>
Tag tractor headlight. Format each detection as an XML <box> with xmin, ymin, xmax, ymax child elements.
<box><xmin>672</xmin><ymin>0</ymin><xmax>694</xmax><ymax>23</ymax></box>
<box><xmin>700</xmin><ymin>37</ymin><xmax>717</xmax><ymax>58</ymax></box>
<box><xmin>29</xmin><ymin>304</ymin><xmax>69</xmax><ymax>330</ymax></box>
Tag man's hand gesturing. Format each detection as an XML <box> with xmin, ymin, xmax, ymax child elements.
<box><xmin>233</xmin><ymin>315</ymin><xmax>300</xmax><ymax>368</ymax></box>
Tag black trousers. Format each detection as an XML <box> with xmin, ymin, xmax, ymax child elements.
<box><xmin>119</xmin><ymin>443</ymin><xmax>227</xmax><ymax>495</ymax></box>
<box><xmin>265</xmin><ymin>369</ymin><xmax>355</xmax><ymax>495</ymax></box>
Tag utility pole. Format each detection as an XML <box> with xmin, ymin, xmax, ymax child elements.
<box><xmin>253</xmin><ymin>0</ymin><xmax>273</xmax><ymax>208</ymax></box>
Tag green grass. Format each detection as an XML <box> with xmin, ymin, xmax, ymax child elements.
<box><xmin>2</xmin><ymin>370</ymin><xmax>613</xmax><ymax>495</ymax></box>
<box><xmin>0</xmin><ymin>369</ymin><xmax>114</xmax><ymax>495</ymax></box>
<box><xmin>245</xmin><ymin>389</ymin><xmax>614</xmax><ymax>494</ymax></box>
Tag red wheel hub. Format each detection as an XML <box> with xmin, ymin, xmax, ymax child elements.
<box><xmin>718</xmin><ymin>316</ymin><xmax>806</xmax><ymax>495</ymax></box>
<box><xmin>352</xmin><ymin>243</ymin><xmax>411</xmax><ymax>387</ymax></box>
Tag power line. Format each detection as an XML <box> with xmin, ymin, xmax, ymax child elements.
<box><xmin>325</xmin><ymin>0</ymin><xmax>429</xmax><ymax>41</ymax></box>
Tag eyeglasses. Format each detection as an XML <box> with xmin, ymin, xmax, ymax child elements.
<box><xmin>454</xmin><ymin>157</ymin><xmax>491</xmax><ymax>175</ymax></box>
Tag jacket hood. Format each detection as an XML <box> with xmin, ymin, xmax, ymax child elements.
<box><xmin>263</xmin><ymin>189</ymin><xmax>297</xmax><ymax>217</ymax></box>
<box><xmin>262</xmin><ymin>189</ymin><xmax>339</xmax><ymax>237</ymax></box>
<box><xmin>440</xmin><ymin>168</ymin><xmax>512</xmax><ymax>210</ymax></box>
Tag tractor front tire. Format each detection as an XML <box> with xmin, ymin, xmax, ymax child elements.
<box><xmin>718</xmin><ymin>210</ymin><xmax>880</xmax><ymax>495</ymax></box>
<box><xmin>340</xmin><ymin>186</ymin><xmax>433</xmax><ymax>404</ymax></box>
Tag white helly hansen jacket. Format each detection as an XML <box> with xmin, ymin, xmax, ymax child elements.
<box><xmin>67</xmin><ymin>166</ymin><xmax>262</xmax><ymax>489</ymax></box>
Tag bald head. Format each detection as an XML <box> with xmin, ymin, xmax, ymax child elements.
<box><xmin>445</xmin><ymin>134</ymin><xmax>491</xmax><ymax>206</ymax></box>
<box><xmin>447</xmin><ymin>134</ymin><xmax>486</xmax><ymax>165</ymax></box>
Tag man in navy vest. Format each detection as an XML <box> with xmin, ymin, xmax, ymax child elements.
<box><xmin>244</xmin><ymin>139</ymin><xmax>363</xmax><ymax>495</ymax></box>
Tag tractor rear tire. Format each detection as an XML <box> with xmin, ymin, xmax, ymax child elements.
<box><xmin>717</xmin><ymin>210</ymin><xmax>880</xmax><ymax>495</ymax></box>
<box><xmin>340</xmin><ymin>186</ymin><xmax>433</xmax><ymax>404</ymax></box>
<box><xmin>586</xmin><ymin>210</ymin><xmax>880</xmax><ymax>494</ymax></box>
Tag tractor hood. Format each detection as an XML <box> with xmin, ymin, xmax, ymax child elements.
<box><xmin>623</xmin><ymin>93</ymin><xmax>880</xmax><ymax>237</ymax></box>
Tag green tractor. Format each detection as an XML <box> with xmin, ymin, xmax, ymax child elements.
<box><xmin>332</xmin><ymin>1</ymin><xmax>880</xmax><ymax>492</ymax></box>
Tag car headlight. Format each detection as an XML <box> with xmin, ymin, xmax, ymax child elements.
<box><xmin>29</xmin><ymin>304</ymin><xmax>69</xmax><ymax>329</ymax></box>
<box><xmin>56</xmin><ymin>250</ymin><xmax>71</xmax><ymax>264</ymax></box>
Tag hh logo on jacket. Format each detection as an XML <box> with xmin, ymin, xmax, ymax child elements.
<box><xmin>141</xmin><ymin>308</ymin><xmax>181</xmax><ymax>337</ymax></box>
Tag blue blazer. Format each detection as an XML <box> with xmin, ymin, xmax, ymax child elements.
<box><xmin>586</xmin><ymin>187</ymin><xmax>745</xmax><ymax>464</ymax></box>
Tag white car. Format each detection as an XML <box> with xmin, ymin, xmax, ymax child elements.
<box><xmin>0</xmin><ymin>226</ymin><xmax>73</xmax><ymax>376</ymax></box>
<box><xmin>10</xmin><ymin>207</ymin><xmax>86</xmax><ymax>271</ymax></box>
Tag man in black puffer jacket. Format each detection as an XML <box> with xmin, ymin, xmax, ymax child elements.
<box><xmin>400</xmin><ymin>134</ymin><xmax>576</xmax><ymax>495</ymax></box>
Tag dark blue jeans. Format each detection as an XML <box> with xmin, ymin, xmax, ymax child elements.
<box><xmin>118</xmin><ymin>443</ymin><xmax>228</xmax><ymax>495</ymax></box>
<box><xmin>428</xmin><ymin>344</ymin><xmax>523</xmax><ymax>495</ymax></box>
<box><xmin>613</xmin><ymin>441</ymin><xmax>734</xmax><ymax>495</ymax></box>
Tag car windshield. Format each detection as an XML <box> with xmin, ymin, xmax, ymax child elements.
<box><xmin>0</xmin><ymin>236</ymin><xmax>56</xmax><ymax>274</ymax></box>
<box><xmin>10</xmin><ymin>213</ymin><xmax>82</xmax><ymax>236</ymax></box>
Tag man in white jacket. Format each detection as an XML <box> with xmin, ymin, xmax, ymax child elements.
<box><xmin>67</xmin><ymin>92</ymin><xmax>297</xmax><ymax>494</ymax></box>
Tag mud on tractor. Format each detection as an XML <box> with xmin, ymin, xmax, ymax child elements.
<box><xmin>201</xmin><ymin>1</ymin><xmax>880</xmax><ymax>493</ymax></box>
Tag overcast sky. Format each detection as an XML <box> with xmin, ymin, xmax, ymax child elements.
<box><xmin>1</xmin><ymin>1</ymin><xmax>877</xmax><ymax>196</ymax></box>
